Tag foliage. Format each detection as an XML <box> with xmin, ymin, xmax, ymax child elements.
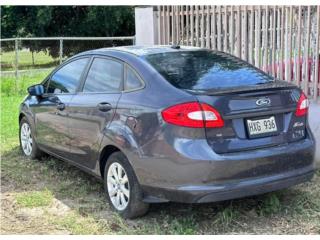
<box><xmin>0</xmin><ymin>6</ymin><xmax>135</xmax><ymax>56</ymax></box>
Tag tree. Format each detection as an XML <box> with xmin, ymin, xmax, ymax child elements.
<box><xmin>1</xmin><ymin>6</ymin><xmax>135</xmax><ymax>56</ymax></box>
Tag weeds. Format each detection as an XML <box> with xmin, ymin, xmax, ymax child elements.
<box><xmin>167</xmin><ymin>216</ymin><xmax>198</xmax><ymax>235</ymax></box>
<box><xmin>16</xmin><ymin>189</ymin><xmax>54</xmax><ymax>208</ymax></box>
<box><xmin>213</xmin><ymin>204</ymin><xmax>240</xmax><ymax>225</ymax></box>
<box><xmin>50</xmin><ymin>212</ymin><xmax>109</xmax><ymax>235</ymax></box>
<box><xmin>257</xmin><ymin>193</ymin><xmax>282</xmax><ymax>216</ymax></box>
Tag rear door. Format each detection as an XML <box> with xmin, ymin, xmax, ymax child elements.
<box><xmin>67</xmin><ymin>56</ymin><xmax>123</xmax><ymax>169</ymax></box>
<box><xmin>35</xmin><ymin>57</ymin><xmax>89</xmax><ymax>157</ymax></box>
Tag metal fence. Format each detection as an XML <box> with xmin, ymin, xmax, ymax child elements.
<box><xmin>157</xmin><ymin>6</ymin><xmax>320</xmax><ymax>100</ymax></box>
<box><xmin>0</xmin><ymin>36</ymin><xmax>135</xmax><ymax>78</ymax></box>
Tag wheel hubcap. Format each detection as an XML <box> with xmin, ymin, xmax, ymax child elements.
<box><xmin>20</xmin><ymin>122</ymin><xmax>33</xmax><ymax>156</ymax></box>
<box><xmin>107</xmin><ymin>162</ymin><xmax>130</xmax><ymax>211</ymax></box>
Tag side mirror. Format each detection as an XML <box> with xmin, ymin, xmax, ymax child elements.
<box><xmin>28</xmin><ymin>84</ymin><xmax>44</xmax><ymax>96</ymax></box>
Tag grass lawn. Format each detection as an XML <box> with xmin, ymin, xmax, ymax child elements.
<box><xmin>1</xmin><ymin>50</ymin><xmax>59</xmax><ymax>71</ymax></box>
<box><xmin>1</xmin><ymin>73</ymin><xmax>320</xmax><ymax>234</ymax></box>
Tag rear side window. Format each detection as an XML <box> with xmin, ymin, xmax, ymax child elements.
<box><xmin>125</xmin><ymin>66</ymin><xmax>143</xmax><ymax>91</ymax></box>
<box><xmin>47</xmin><ymin>58</ymin><xmax>88</xmax><ymax>94</ymax></box>
<box><xmin>83</xmin><ymin>58</ymin><xmax>123</xmax><ymax>93</ymax></box>
<box><xmin>144</xmin><ymin>51</ymin><xmax>273</xmax><ymax>90</ymax></box>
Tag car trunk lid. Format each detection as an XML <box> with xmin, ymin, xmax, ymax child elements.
<box><xmin>193</xmin><ymin>82</ymin><xmax>306</xmax><ymax>154</ymax></box>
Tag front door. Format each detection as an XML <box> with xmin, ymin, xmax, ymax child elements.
<box><xmin>35</xmin><ymin>57</ymin><xmax>89</xmax><ymax>157</ymax></box>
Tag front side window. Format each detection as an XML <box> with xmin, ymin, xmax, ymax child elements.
<box><xmin>125</xmin><ymin>66</ymin><xmax>143</xmax><ymax>91</ymax></box>
<box><xmin>47</xmin><ymin>58</ymin><xmax>88</xmax><ymax>94</ymax></box>
<box><xmin>83</xmin><ymin>58</ymin><xmax>123</xmax><ymax>93</ymax></box>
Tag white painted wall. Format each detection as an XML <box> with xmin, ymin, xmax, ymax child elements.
<box><xmin>135</xmin><ymin>7</ymin><xmax>158</xmax><ymax>45</ymax></box>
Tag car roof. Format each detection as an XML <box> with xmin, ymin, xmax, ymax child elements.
<box><xmin>83</xmin><ymin>45</ymin><xmax>203</xmax><ymax>57</ymax></box>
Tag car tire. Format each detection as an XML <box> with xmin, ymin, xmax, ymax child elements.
<box><xmin>104</xmin><ymin>151</ymin><xmax>149</xmax><ymax>219</ymax></box>
<box><xmin>19</xmin><ymin>116</ymin><xmax>43</xmax><ymax>159</ymax></box>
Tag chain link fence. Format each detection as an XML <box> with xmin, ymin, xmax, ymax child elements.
<box><xmin>0</xmin><ymin>36</ymin><xmax>135</xmax><ymax>84</ymax></box>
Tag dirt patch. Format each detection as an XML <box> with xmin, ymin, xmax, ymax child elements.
<box><xmin>1</xmin><ymin>192</ymin><xmax>70</xmax><ymax>234</ymax></box>
<box><xmin>46</xmin><ymin>199</ymin><xmax>71</xmax><ymax>216</ymax></box>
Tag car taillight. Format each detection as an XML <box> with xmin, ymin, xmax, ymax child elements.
<box><xmin>161</xmin><ymin>102</ymin><xmax>224</xmax><ymax>128</ymax></box>
<box><xmin>295</xmin><ymin>92</ymin><xmax>309</xmax><ymax>117</ymax></box>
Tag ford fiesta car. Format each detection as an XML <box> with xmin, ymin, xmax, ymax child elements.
<box><xmin>19</xmin><ymin>45</ymin><xmax>316</xmax><ymax>219</ymax></box>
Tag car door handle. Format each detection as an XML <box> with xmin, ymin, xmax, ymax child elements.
<box><xmin>97</xmin><ymin>102</ymin><xmax>112</xmax><ymax>112</ymax></box>
<box><xmin>57</xmin><ymin>102</ymin><xmax>65</xmax><ymax>111</ymax></box>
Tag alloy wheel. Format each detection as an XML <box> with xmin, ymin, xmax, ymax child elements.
<box><xmin>20</xmin><ymin>122</ymin><xmax>33</xmax><ymax>156</ymax></box>
<box><xmin>107</xmin><ymin>162</ymin><xmax>130</xmax><ymax>211</ymax></box>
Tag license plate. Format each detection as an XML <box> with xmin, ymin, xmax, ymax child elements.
<box><xmin>246</xmin><ymin>116</ymin><xmax>277</xmax><ymax>137</ymax></box>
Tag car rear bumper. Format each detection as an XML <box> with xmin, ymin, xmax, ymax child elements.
<box><xmin>140</xmin><ymin>134</ymin><xmax>315</xmax><ymax>203</ymax></box>
<box><xmin>142</xmin><ymin>167</ymin><xmax>315</xmax><ymax>203</ymax></box>
<box><xmin>197</xmin><ymin>169</ymin><xmax>314</xmax><ymax>203</ymax></box>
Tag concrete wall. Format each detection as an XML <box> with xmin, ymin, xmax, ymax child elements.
<box><xmin>309</xmin><ymin>102</ymin><xmax>320</xmax><ymax>168</ymax></box>
<box><xmin>135</xmin><ymin>7</ymin><xmax>158</xmax><ymax>45</ymax></box>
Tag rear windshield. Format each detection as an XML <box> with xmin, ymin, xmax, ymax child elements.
<box><xmin>144</xmin><ymin>50</ymin><xmax>273</xmax><ymax>90</ymax></box>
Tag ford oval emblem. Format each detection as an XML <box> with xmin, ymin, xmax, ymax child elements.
<box><xmin>256</xmin><ymin>97</ymin><xmax>271</xmax><ymax>106</ymax></box>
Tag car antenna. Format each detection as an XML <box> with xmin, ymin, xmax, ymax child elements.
<box><xmin>171</xmin><ymin>44</ymin><xmax>180</xmax><ymax>49</ymax></box>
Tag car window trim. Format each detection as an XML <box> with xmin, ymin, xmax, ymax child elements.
<box><xmin>79</xmin><ymin>55</ymin><xmax>125</xmax><ymax>94</ymax></box>
<box><xmin>123</xmin><ymin>63</ymin><xmax>146</xmax><ymax>93</ymax></box>
<box><xmin>76</xmin><ymin>56</ymin><xmax>94</xmax><ymax>93</ymax></box>
<box><xmin>44</xmin><ymin>56</ymin><xmax>91</xmax><ymax>96</ymax></box>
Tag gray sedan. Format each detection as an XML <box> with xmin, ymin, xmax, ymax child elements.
<box><xmin>19</xmin><ymin>45</ymin><xmax>315</xmax><ymax>218</ymax></box>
